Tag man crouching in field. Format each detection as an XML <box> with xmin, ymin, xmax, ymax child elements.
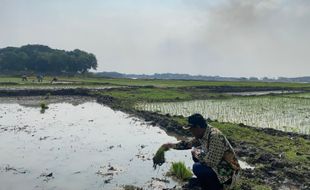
<box><xmin>161</xmin><ymin>113</ymin><xmax>240</xmax><ymax>190</ymax></box>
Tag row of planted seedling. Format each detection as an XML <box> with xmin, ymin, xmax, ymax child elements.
<box><xmin>136</xmin><ymin>96</ymin><xmax>310</xmax><ymax>134</ymax></box>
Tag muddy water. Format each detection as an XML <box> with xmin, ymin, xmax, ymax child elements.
<box><xmin>0</xmin><ymin>98</ymin><xmax>193</xmax><ymax>190</ymax></box>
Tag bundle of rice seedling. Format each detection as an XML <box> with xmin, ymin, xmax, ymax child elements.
<box><xmin>153</xmin><ymin>146</ymin><xmax>169</xmax><ymax>169</ymax></box>
<box><xmin>168</xmin><ymin>162</ymin><xmax>193</xmax><ymax>181</ymax></box>
<box><xmin>40</xmin><ymin>102</ymin><xmax>49</xmax><ymax>109</ymax></box>
<box><xmin>40</xmin><ymin>102</ymin><xmax>49</xmax><ymax>114</ymax></box>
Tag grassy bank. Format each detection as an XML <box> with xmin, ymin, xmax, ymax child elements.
<box><xmin>1</xmin><ymin>76</ymin><xmax>310</xmax><ymax>89</ymax></box>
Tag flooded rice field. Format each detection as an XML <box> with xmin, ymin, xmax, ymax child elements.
<box><xmin>285</xmin><ymin>92</ymin><xmax>310</xmax><ymax>99</ymax></box>
<box><xmin>0</xmin><ymin>97</ymin><xmax>194</xmax><ymax>190</ymax></box>
<box><xmin>136</xmin><ymin>95</ymin><xmax>310</xmax><ymax>134</ymax></box>
<box><xmin>225</xmin><ymin>90</ymin><xmax>301</xmax><ymax>96</ymax></box>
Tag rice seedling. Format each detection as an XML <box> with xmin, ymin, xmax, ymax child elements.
<box><xmin>40</xmin><ymin>102</ymin><xmax>49</xmax><ymax>113</ymax></box>
<box><xmin>136</xmin><ymin>94</ymin><xmax>310</xmax><ymax>134</ymax></box>
<box><xmin>167</xmin><ymin>162</ymin><xmax>193</xmax><ymax>181</ymax></box>
<box><xmin>40</xmin><ymin>102</ymin><xmax>49</xmax><ymax>109</ymax></box>
<box><xmin>153</xmin><ymin>146</ymin><xmax>169</xmax><ymax>169</ymax></box>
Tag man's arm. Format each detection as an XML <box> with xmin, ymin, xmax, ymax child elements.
<box><xmin>162</xmin><ymin>138</ymin><xmax>201</xmax><ymax>150</ymax></box>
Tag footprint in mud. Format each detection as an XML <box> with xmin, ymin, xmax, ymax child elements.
<box><xmin>135</xmin><ymin>153</ymin><xmax>151</xmax><ymax>161</ymax></box>
<box><xmin>139</xmin><ymin>144</ymin><xmax>147</xmax><ymax>149</ymax></box>
<box><xmin>145</xmin><ymin>177</ymin><xmax>171</xmax><ymax>190</ymax></box>
<box><xmin>96</xmin><ymin>163</ymin><xmax>124</xmax><ymax>184</ymax></box>
<box><xmin>107</xmin><ymin>144</ymin><xmax>122</xmax><ymax>150</ymax></box>
<box><xmin>39</xmin><ymin>136</ymin><xmax>49</xmax><ymax>141</ymax></box>
<box><xmin>1</xmin><ymin>165</ymin><xmax>28</xmax><ymax>175</ymax></box>
<box><xmin>135</xmin><ymin>145</ymin><xmax>151</xmax><ymax>161</ymax></box>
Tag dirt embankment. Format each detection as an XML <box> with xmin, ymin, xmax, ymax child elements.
<box><xmin>232</xmin><ymin>126</ymin><xmax>310</xmax><ymax>190</ymax></box>
<box><xmin>0</xmin><ymin>88</ymin><xmax>91</xmax><ymax>97</ymax></box>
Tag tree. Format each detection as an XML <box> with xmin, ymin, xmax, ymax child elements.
<box><xmin>0</xmin><ymin>44</ymin><xmax>98</xmax><ymax>74</ymax></box>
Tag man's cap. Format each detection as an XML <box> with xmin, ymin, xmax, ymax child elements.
<box><xmin>183</xmin><ymin>113</ymin><xmax>208</xmax><ymax>130</ymax></box>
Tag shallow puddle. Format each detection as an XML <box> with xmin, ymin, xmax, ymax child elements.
<box><xmin>0</xmin><ymin>97</ymin><xmax>193</xmax><ymax>190</ymax></box>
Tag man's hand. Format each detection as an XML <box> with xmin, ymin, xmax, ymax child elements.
<box><xmin>191</xmin><ymin>149</ymin><xmax>197</xmax><ymax>157</ymax></box>
<box><xmin>191</xmin><ymin>148</ymin><xmax>202</xmax><ymax>162</ymax></box>
<box><xmin>161</xmin><ymin>143</ymin><xmax>174</xmax><ymax>150</ymax></box>
<box><xmin>191</xmin><ymin>149</ymin><xmax>199</xmax><ymax>158</ymax></box>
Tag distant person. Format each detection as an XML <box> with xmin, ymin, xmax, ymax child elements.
<box><xmin>161</xmin><ymin>113</ymin><xmax>240</xmax><ymax>190</ymax></box>
<box><xmin>21</xmin><ymin>74</ymin><xmax>28</xmax><ymax>81</ymax></box>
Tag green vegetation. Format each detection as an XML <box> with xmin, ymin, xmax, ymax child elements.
<box><xmin>40</xmin><ymin>102</ymin><xmax>49</xmax><ymax>109</ymax></box>
<box><xmin>101</xmin><ymin>88</ymin><xmax>192</xmax><ymax>106</ymax></box>
<box><xmin>66</xmin><ymin>77</ymin><xmax>310</xmax><ymax>89</ymax></box>
<box><xmin>284</xmin><ymin>92</ymin><xmax>310</xmax><ymax>99</ymax></box>
<box><xmin>153</xmin><ymin>146</ymin><xmax>169</xmax><ymax>168</ymax></box>
<box><xmin>1</xmin><ymin>76</ymin><xmax>310</xmax><ymax>90</ymax></box>
<box><xmin>0</xmin><ymin>45</ymin><xmax>97</xmax><ymax>73</ymax></box>
<box><xmin>168</xmin><ymin>162</ymin><xmax>193</xmax><ymax>181</ymax></box>
<box><xmin>136</xmin><ymin>95</ymin><xmax>310</xmax><ymax>134</ymax></box>
<box><xmin>212</xmin><ymin>122</ymin><xmax>310</xmax><ymax>165</ymax></box>
<box><xmin>40</xmin><ymin>102</ymin><xmax>49</xmax><ymax>113</ymax></box>
<box><xmin>232</xmin><ymin>179</ymin><xmax>272</xmax><ymax>190</ymax></box>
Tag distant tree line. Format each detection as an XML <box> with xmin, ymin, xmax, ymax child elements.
<box><xmin>96</xmin><ymin>72</ymin><xmax>310</xmax><ymax>83</ymax></box>
<box><xmin>0</xmin><ymin>45</ymin><xmax>97</xmax><ymax>74</ymax></box>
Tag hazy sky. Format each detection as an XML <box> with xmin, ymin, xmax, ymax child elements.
<box><xmin>1</xmin><ymin>0</ymin><xmax>309</xmax><ymax>77</ymax></box>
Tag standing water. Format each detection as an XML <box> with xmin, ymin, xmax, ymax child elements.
<box><xmin>0</xmin><ymin>97</ymin><xmax>193</xmax><ymax>190</ymax></box>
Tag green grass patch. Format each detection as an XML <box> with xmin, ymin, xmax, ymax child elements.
<box><xmin>284</xmin><ymin>92</ymin><xmax>310</xmax><ymax>99</ymax></box>
<box><xmin>210</xmin><ymin>122</ymin><xmax>310</xmax><ymax>165</ymax></box>
<box><xmin>1</xmin><ymin>76</ymin><xmax>310</xmax><ymax>89</ymax></box>
<box><xmin>232</xmin><ymin>178</ymin><xmax>272</xmax><ymax>190</ymax></box>
<box><xmin>62</xmin><ymin>77</ymin><xmax>310</xmax><ymax>89</ymax></box>
<box><xmin>100</xmin><ymin>87</ymin><xmax>192</xmax><ymax>105</ymax></box>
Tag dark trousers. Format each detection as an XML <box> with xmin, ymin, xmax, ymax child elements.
<box><xmin>192</xmin><ymin>162</ymin><xmax>223</xmax><ymax>190</ymax></box>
